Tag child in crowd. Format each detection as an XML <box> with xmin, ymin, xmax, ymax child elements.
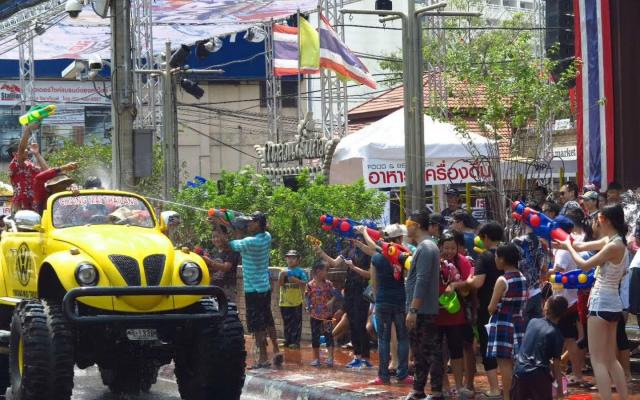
<box><xmin>511</xmin><ymin>296</ymin><xmax>568</xmax><ymax>400</ymax></box>
<box><xmin>305</xmin><ymin>261</ymin><xmax>340</xmax><ymax>367</ymax></box>
<box><xmin>487</xmin><ymin>244</ymin><xmax>527</xmax><ymax>400</ymax></box>
<box><xmin>278</xmin><ymin>250</ymin><xmax>308</xmax><ymax>349</ymax></box>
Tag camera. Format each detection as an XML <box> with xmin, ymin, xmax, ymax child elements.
<box><xmin>88</xmin><ymin>55</ymin><xmax>103</xmax><ymax>71</ymax></box>
<box><xmin>65</xmin><ymin>0</ymin><xmax>85</xmax><ymax>18</ymax></box>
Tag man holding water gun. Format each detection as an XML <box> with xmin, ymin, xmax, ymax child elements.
<box><xmin>8</xmin><ymin>121</ymin><xmax>48</xmax><ymax>212</ymax></box>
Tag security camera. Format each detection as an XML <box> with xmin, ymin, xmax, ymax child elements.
<box><xmin>65</xmin><ymin>0</ymin><xmax>85</xmax><ymax>18</ymax></box>
<box><xmin>88</xmin><ymin>55</ymin><xmax>103</xmax><ymax>71</ymax></box>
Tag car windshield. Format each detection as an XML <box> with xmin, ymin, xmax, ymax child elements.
<box><xmin>52</xmin><ymin>194</ymin><xmax>155</xmax><ymax>228</ymax></box>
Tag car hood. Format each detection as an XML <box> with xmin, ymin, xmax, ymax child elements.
<box><xmin>51</xmin><ymin>225</ymin><xmax>174</xmax><ymax>286</ymax></box>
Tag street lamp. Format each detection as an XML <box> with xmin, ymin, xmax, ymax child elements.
<box><xmin>341</xmin><ymin>2</ymin><xmax>480</xmax><ymax>214</ymax></box>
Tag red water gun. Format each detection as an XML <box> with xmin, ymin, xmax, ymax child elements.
<box><xmin>511</xmin><ymin>201</ymin><xmax>571</xmax><ymax>244</ymax></box>
<box><xmin>380</xmin><ymin>242</ymin><xmax>412</xmax><ymax>280</ymax></box>
<box><xmin>319</xmin><ymin>214</ymin><xmax>381</xmax><ymax>241</ymax></box>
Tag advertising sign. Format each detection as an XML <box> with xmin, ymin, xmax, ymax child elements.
<box><xmin>363</xmin><ymin>159</ymin><xmax>493</xmax><ymax>189</ymax></box>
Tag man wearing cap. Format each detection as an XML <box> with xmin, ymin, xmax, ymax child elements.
<box><xmin>278</xmin><ymin>249</ymin><xmax>308</xmax><ymax>349</ymax></box>
<box><xmin>370</xmin><ymin>224</ymin><xmax>412</xmax><ymax>385</ymax></box>
<box><xmin>228</xmin><ymin>211</ymin><xmax>282</xmax><ymax>368</ymax></box>
<box><xmin>580</xmin><ymin>191</ymin><xmax>600</xmax><ymax>218</ymax></box>
<box><xmin>8</xmin><ymin>122</ymin><xmax>48</xmax><ymax>212</ymax></box>
<box><xmin>441</xmin><ymin>188</ymin><xmax>462</xmax><ymax>227</ymax></box>
<box><xmin>32</xmin><ymin>162</ymin><xmax>79</xmax><ymax>214</ymax></box>
<box><xmin>426</xmin><ymin>213</ymin><xmax>445</xmax><ymax>244</ymax></box>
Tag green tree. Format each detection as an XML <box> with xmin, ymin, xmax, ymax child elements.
<box><xmin>175</xmin><ymin>167</ymin><xmax>386</xmax><ymax>268</ymax></box>
<box><xmin>43</xmin><ymin>140</ymin><xmax>165</xmax><ymax>197</ymax></box>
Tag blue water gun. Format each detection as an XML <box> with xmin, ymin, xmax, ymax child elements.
<box><xmin>319</xmin><ymin>214</ymin><xmax>381</xmax><ymax>241</ymax></box>
<box><xmin>511</xmin><ymin>201</ymin><xmax>572</xmax><ymax>245</ymax></box>
<box><xmin>549</xmin><ymin>268</ymin><xmax>595</xmax><ymax>289</ymax></box>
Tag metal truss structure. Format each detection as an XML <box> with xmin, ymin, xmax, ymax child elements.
<box><xmin>132</xmin><ymin>0</ymin><xmax>162</xmax><ymax>133</ymax></box>
<box><xmin>264</xmin><ymin>23</ymin><xmax>282</xmax><ymax>143</ymax></box>
<box><xmin>17</xmin><ymin>29</ymin><xmax>34</xmax><ymax>114</ymax></box>
<box><xmin>318</xmin><ymin>0</ymin><xmax>348</xmax><ymax>139</ymax></box>
<box><xmin>0</xmin><ymin>1</ymin><xmax>67</xmax><ymax>113</ymax></box>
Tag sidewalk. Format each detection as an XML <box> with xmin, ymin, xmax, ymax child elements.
<box><xmin>238</xmin><ymin>337</ymin><xmax>640</xmax><ymax>400</ymax></box>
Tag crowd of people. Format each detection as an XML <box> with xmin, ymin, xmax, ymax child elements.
<box><xmin>198</xmin><ymin>183</ymin><xmax>639</xmax><ymax>400</ymax></box>
<box><xmin>7</xmin><ymin>121</ymin><xmax>637</xmax><ymax>400</ymax></box>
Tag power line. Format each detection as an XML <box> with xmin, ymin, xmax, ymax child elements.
<box><xmin>176</xmin><ymin>120</ymin><xmax>258</xmax><ymax>159</ymax></box>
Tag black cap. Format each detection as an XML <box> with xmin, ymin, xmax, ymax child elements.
<box><xmin>84</xmin><ymin>176</ymin><xmax>102</xmax><ymax>189</ymax></box>
<box><xmin>250</xmin><ymin>211</ymin><xmax>267</xmax><ymax>229</ymax></box>
<box><xmin>429</xmin><ymin>213</ymin><xmax>446</xmax><ymax>227</ymax></box>
<box><xmin>285</xmin><ymin>249</ymin><xmax>300</xmax><ymax>257</ymax></box>
<box><xmin>445</xmin><ymin>188</ymin><xmax>460</xmax><ymax>197</ymax></box>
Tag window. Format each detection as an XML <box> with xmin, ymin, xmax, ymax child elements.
<box><xmin>519</xmin><ymin>0</ymin><xmax>534</xmax><ymax>9</ymax></box>
<box><xmin>503</xmin><ymin>0</ymin><xmax>517</xmax><ymax>7</ymax></box>
<box><xmin>259</xmin><ymin>80</ymin><xmax>299</xmax><ymax>108</ymax></box>
<box><xmin>487</xmin><ymin>0</ymin><xmax>500</xmax><ymax>5</ymax></box>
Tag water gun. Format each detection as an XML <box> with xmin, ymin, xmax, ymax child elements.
<box><xmin>305</xmin><ymin>235</ymin><xmax>322</xmax><ymax>247</ymax></box>
<box><xmin>511</xmin><ymin>201</ymin><xmax>571</xmax><ymax>244</ymax></box>
<box><xmin>194</xmin><ymin>246</ymin><xmax>211</xmax><ymax>258</ymax></box>
<box><xmin>549</xmin><ymin>269</ymin><xmax>595</xmax><ymax>289</ymax></box>
<box><xmin>319</xmin><ymin>214</ymin><xmax>381</xmax><ymax>241</ymax></box>
<box><xmin>19</xmin><ymin>104</ymin><xmax>56</xmax><ymax>126</ymax></box>
<box><xmin>473</xmin><ymin>236</ymin><xmax>486</xmax><ymax>254</ymax></box>
<box><xmin>380</xmin><ymin>241</ymin><xmax>412</xmax><ymax>280</ymax></box>
<box><xmin>186</xmin><ymin>176</ymin><xmax>207</xmax><ymax>189</ymax></box>
<box><xmin>208</xmin><ymin>207</ymin><xmax>250</xmax><ymax>232</ymax></box>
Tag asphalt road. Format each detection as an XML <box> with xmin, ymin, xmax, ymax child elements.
<box><xmin>2</xmin><ymin>366</ymin><xmax>258</xmax><ymax>400</ymax></box>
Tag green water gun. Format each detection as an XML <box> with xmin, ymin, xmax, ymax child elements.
<box><xmin>19</xmin><ymin>104</ymin><xmax>57</xmax><ymax>126</ymax></box>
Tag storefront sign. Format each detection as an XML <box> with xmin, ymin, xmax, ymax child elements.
<box><xmin>255</xmin><ymin>138</ymin><xmax>339</xmax><ymax>177</ymax></box>
<box><xmin>363</xmin><ymin>158</ymin><xmax>493</xmax><ymax>189</ymax></box>
<box><xmin>552</xmin><ymin>146</ymin><xmax>577</xmax><ymax>160</ymax></box>
<box><xmin>0</xmin><ymin>80</ymin><xmax>111</xmax><ymax>106</ymax></box>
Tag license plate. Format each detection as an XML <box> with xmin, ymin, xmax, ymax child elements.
<box><xmin>126</xmin><ymin>329</ymin><xmax>158</xmax><ymax>341</ymax></box>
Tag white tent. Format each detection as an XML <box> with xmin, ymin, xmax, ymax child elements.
<box><xmin>330</xmin><ymin>108</ymin><xmax>493</xmax><ymax>187</ymax></box>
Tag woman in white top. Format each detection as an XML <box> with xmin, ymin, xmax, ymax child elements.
<box><xmin>554</xmin><ymin>204</ymin><xmax>628</xmax><ymax>400</ymax></box>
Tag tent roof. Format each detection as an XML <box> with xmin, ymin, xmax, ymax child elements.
<box><xmin>0</xmin><ymin>0</ymin><xmax>319</xmax><ymax>60</ymax></box>
<box><xmin>333</xmin><ymin>108</ymin><xmax>492</xmax><ymax>163</ymax></box>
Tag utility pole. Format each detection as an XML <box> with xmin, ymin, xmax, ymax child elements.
<box><xmin>341</xmin><ymin>2</ymin><xmax>480</xmax><ymax>214</ymax></box>
<box><xmin>111</xmin><ymin>0</ymin><xmax>136</xmax><ymax>191</ymax></box>
<box><xmin>135</xmin><ymin>43</ymin><xmax>223</xmax><ymax>199</ymax></box>
<box><xmin>162</xmin><ymin>42</ymin><xmax>178</xmax><ymax>200</ymax></box>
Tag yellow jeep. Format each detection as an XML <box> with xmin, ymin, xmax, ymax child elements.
<box><xmin>0</xmin><ymin>190</ymin><xmax>246</xmax><ymax>400</ymax></box>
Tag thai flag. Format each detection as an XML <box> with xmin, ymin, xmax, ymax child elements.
<box><xmin>574</xmin><ymin>0</ymin><xmax>614</xmax><ymax>190</ymax></box>
<box><xmin>319</xmin><ymin>14</ymin><xmax>377</xmax><ymax>89</ymax></box>
<box><xmin>273</xmin><ymin>24</ymin><xmax>300</xmax><ymax>76</ymax></box>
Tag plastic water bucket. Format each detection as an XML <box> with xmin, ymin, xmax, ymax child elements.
<box><xmin>439</xmin><ymin>292</ymin><xmax>461</xmax><ymax>314</ymax></box>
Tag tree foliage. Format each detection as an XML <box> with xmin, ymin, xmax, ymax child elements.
<box><xmin>174</xmin><ymin>167</ymin><xmax>387</xmax><ymax>268</ymax></box>
<box><xmin>380</xmin><ymin>4</ymin><xmax>576</xmax><ymax>151</ymax></box>
<box><xmin>43</xmin><ymin>140</ymin><xmax>165</xmax><ymax>197</ymax></box>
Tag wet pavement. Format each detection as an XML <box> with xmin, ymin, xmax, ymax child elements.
<box><xmin>0</xmin><ymin>337</ymin><xmax>638</xmax><ymax>399</ymax></box>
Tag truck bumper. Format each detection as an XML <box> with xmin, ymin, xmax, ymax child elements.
<box><xmin>62</xmin><ymin>286</ymin><xmax>228</xmax><ymax>324</ymax></box>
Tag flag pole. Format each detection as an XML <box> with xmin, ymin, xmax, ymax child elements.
<box><xmin>297</xmin><ymin>9</ymin><xmax>302</xmax><ymax>123</ymax></box>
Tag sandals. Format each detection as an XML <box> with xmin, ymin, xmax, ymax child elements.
<box><xmin>567</xmin><ymin>376</ymin><xmax>585</xmax><ymax>387</ymax></box>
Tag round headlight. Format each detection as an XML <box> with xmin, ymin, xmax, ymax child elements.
<box><xmin>75</xmin><ymin>263</ymin><xmax>99</xmax><ymax>286</ymax></box>
<box><xmin>180</xmin><ymin>262</ymin><xmax>202</xmax><ymax>286</ymax></box>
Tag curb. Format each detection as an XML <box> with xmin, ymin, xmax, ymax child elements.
<box><xmin>243</xmin><ymin>371</ymin><xmax>404</xmax><ymax>400</ymax></box>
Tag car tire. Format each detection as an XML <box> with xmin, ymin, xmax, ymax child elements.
<box><xmin>174</xmin><ymin>300</ymin><xmax>246</xmax><ymax>400</ymax></box>
<box><xmin>9</xmin><ymin>300</ymin><xmax>75</xmax><ymax>400</ymax></box>
<box><xmin>99</xmin><ymin>361</ymin><xmax>159</xmax><ymax>394</ymax></box>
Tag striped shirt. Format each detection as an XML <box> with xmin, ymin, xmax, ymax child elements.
<box><xmin>230</xmin><ymin>232</ymin><xmax>272</xmax><ymax>294</ymax></box>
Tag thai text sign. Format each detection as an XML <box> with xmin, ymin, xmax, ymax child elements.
<box><xmin>364</xmin><ymin>159</ymin><xmax>493</xmax><ymax>189</ymax></box>
<box><xmin>263</xmin><ymin>139</ymin><xmax>329</xmax><ymax>164</ymax></box>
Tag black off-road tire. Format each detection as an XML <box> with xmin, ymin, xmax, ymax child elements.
<box><xmin>9</xmin><ymin>300</ymin><xmax>75</xmax><ymax>400</ymax></box>
<box><xmin>174</xmin><ymin>300</ymin><xmax>246</xmax><ymax>400</ymax></box>
<box><xmin>99</xmin><ymin>361</ymin><xmax>159</xmax><ymax>394</ymax></box>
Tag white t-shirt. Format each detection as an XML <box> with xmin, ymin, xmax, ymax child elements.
<box><xmin>553</xmin><ymin>249</ymin><xmax>579</xmax><ymax>306</ymax></box>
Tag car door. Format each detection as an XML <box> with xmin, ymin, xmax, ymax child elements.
<box><xmin>5</xmin><ymin>231</ymin><xmax>44</xmax><ymax>299</ymax></box>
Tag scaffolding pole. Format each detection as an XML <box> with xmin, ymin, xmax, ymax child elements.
<box><xmin>318</xmin><ymin>0</ymin><xmax>348</xmax><ymax>139</ymax></box>
<box><xmin>132</xmin><ymin>0</ymin><xmax>161</xmax><ymax>134</ymax></box>
<box><xmin>17</xmin><ymin>28</ymin><xmax>34</xmax><ymax>114</ymax></box>
<box><xmin>264</xmin><ymin>22</ymin><xmax>282</xmax><ymax>143</ymax></box>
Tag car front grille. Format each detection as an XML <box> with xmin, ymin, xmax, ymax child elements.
<box><xmin>108</xmin><ymin>255</ymin><xmax>141</xmax><ymax>286</ymax></box>
<box><xmin>143</xmin><ymin>255</ymin><xmax>165</xmax><ymax>286</ymax></box>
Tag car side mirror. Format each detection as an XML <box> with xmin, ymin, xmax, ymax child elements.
<box><xmin>158</xmin><ymin>216</ymin><xmax>167</xmax><ymax>233</ymax></box>
<box><xmin>14</xmin><ymin>210</ymin><xmax>41</xmax><ymax>232</ymax></box>
<box><xmin>33</xmin><ymin>224</ymin><xmax>43</xmax><ymax>232</ymax></box>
